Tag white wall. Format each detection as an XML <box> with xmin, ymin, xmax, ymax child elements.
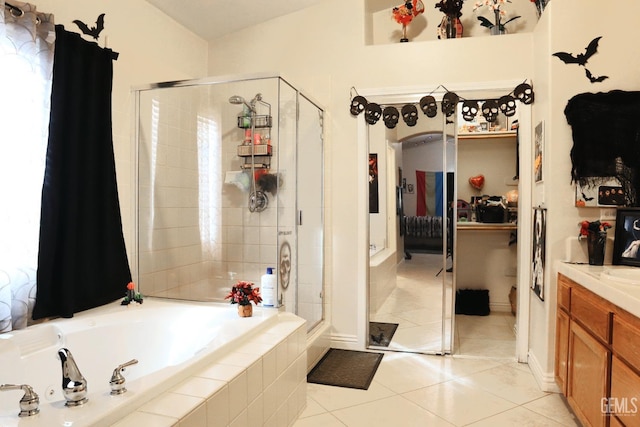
<box><xmin>207</xmin><ymin>0</ymin><xmax>535</xmax><ymax>347</ymax></box>
<box><xmin>527</xmin><ymin>0</ymin><xmax>640</xmax><ymax>390</ymax></box>
<box><xmin>36</xmin><ymin>0</ymin><xmax>208</xmax><ymax>270</ymax></box>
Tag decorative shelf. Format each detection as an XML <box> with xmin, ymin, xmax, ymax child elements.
<box><xmin>458</xmin><ymin>130</ymin><xmax>517</xmax><ymax>140</ymax></box>
<box><xmin>457</xmin><ymin>222</ymin><xmax>517</xmax><ymax>231</ymax></box>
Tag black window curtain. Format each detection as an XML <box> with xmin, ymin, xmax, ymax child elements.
<box><xmin>33</xmin><ymin>25</ymin><xmax>130</xmax><ymax>320</ymax></box>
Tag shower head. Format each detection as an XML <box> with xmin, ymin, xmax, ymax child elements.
<box><xmin>229</xmin><ymin>95</ymin><xmax>254</xmax><ymax>112</ymax></box>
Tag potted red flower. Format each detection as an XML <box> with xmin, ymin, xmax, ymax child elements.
<box><xmin>225</xmin><ymin>280</ymin><xmax>262</xmax><ymax>317</ymax></box>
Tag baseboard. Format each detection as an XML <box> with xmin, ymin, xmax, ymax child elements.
<box><xmin>329</xmin><ymin>333</ymin><xmax>359</xmax><ymax>351</ymax></box>
<box><xmin>490</xmin><ymin>302</ymin><xmax>512</xmax><ymax>313</ymax></box>
<box><xmin>528</xmin><ymin>350</ymin><xmax>561</xmax><ymax>393</ymax></box>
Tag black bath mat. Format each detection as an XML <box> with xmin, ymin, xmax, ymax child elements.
<box><xmin>307</xmin><ymin>349</ymin><xmax>384</xmax><ymax>390</ymax></box>
<box><xmin>369</xmin><ymin>322</ymin><xmax>399</xmax><ymax>347</ymax></box>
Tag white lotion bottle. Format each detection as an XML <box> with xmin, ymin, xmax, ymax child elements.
<box><xmin>261</xmin><ymin>267</ymin><xmax>276</xmax><ymax>307</ymax></box>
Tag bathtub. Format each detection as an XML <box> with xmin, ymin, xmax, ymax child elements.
<box><xmin>0</xmin><ymin>298</ymin><xmax>307</xmax><ymax>426</ymax></box>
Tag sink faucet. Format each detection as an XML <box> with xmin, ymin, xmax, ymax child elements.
<box><xmin>58</xmin><ymin>348</ymin><xmax>88</xmax><ymax>406</ymax></box>
<box><xmin>0</xmin><ymin>384</ymin><xmax>39</xmax><ymax>417</ymax></box>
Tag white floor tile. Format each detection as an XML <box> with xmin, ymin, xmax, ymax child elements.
<box><xmin>458</xmin><ymin>363</ymin><xmax>549</xmax><ymax>405</ymax></box>
<box><xmin>403</xmin><ymin>379</ymin><xmax>517</xmax><ymax>426</ymax></box>
<box><xmin>372</xmin><ymin>352</ymin><xmax>450</xmax><ymax>394</ymax></box>
<box><xmin>523</xmin><ymin>393</ymin><xmax>580</xmax><ymax>426</ymax></box>
<box><xmin>465</xmin><ymin>405</ymin><xmax>570</xmax><ymax>426</ymax></box>
<box><xmin>331</xmin><ymin>395</ymin><xmax>455</xmax><ymax>427</ymax></box>
<box><xmin>298</xmin><ymin>396</ymin><xmax>328</xmax><ymax>418</ymax></box>
<box><xmin>292</xmin><ymin>412</ymin><xmax>346</xmax><ymax>427</ymax></box>
<box><xmin>306</xmin><ymin>381</ymin><xmax>395</xmax><ymax>412</ymax></box>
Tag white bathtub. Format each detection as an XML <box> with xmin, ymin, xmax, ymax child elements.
<box><xmin>0</xmin><ymin>298</ymin><xmax>307</xmax><ymax>426</ymax></box>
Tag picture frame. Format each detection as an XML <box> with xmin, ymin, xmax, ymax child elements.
<box><xmin>531</xmin><ymin>207</ymin><xmax>546</xmax><ymax>301</ymax></box>
<box><xmin>612</xmin><ymin>207</ymin><xmax>640</xmax><ymax>267</ymax></box>
<box><xmin>534</xmin><ymin>121</ymin><xmax>543</xmax><ymax>183</ymax></box>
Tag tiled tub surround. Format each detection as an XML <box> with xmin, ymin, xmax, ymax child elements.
<box><xmin>0</xmin><ymin>298</ymin><xmax>307</xmax><ymax>426</ymax></box>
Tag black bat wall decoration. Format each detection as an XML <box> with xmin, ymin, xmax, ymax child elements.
<box><xmin>73</xmin><ymin>13</ymin><xmax>105</xmax><ymax>40</ymax></box>
<box><xmin>585</xmin><ymin>69</ymin><xmax>608</xmax><ymax>83</ymax></box>
<box><xmin>553</xmin><ymin>36</ymin><xmax>602</xmax><ymax>66</ymax></box>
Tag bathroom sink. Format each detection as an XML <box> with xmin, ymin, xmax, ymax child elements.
<box><xmin>600</xmin><ymin>268</ymin><xmax>640</xmax><ymax>286</ymax></box>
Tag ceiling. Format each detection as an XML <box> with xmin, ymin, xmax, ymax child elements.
<box><xmin>146</xmin><ymin>0</ymin><xmax>326</xmax><ymax>41</ymax></box>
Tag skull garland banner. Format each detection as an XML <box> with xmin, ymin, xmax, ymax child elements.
<box><xmin>349</xmin><ymin>82</ymin><xmax>534</xmax><ymax>126</ymax></box>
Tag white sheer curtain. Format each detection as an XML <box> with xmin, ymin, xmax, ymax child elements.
<box><xmin>0</xmin><ymin>1</ymin><xmax>54</xmax><ymax>331</ymax></box>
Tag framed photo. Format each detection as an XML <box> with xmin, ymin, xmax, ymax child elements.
<box><xmin>534</xmin><ymin>121</ymin><xmax>544</xmax><ymax>183</ymax></box>
<box><xmin>407</xmin><ymin>183</ymin><xmax>414</xmax><ymax>194</ymax></box>
<box><xmin>575</xmin><ymin>177</ymin><xmax>626</xmax><ymax>207</ymax></box>
<box><xmin>531</xmin><ymin>207</ymin><xmax>546</xmax><ymax>301</ymax></box>
<box><xmin>612</xmin><ymin>208</ymin><xmax>640</xmax><ymax>266</ymax></box>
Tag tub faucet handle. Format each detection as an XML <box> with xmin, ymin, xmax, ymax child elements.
<box><xmin>0</xmin><ymin>384</ymin><xmax>40</xmax><ymax>417</ymax></box>
<box><xmin>109</xmin><ymin>359</ymin><xmax>138</xmax><ymax>395</ymax></box>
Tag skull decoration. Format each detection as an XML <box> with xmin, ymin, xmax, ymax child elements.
<box><xmin>350</xmin><ymin>95</ymin><xmax>368</xmax><ymax>116</ymax></box>
<box><xmin>514</xmin><ymin>83</ymin><xmax>535</xmax><ymax>105</ymax></box>
<box><xmin>481</xmin><ymin>99</ymin><xmax>500</xmax><ymax>123</ymax></box>
<box><xmin>461</xmin><ymin>100</ymin><xmax>479</xmax><ymax>122</ymax></box>
<box><xmin>441</xmin><ymin>91</ymin><xmax>459</xmax><ymax>117</ymax></box>
<box><xmin>383</xmin><ymin>106</ymin><xmax>400</xmax><ymax>129</ymax></box>
<box><xmin>364</xmin><ymin>102</ymin><xmax>382</xmax><ymax>125</ymax></box>
<box><xmin>401</xmin><ymin>104</ymin><xmax>419</xmax><ymax>126</ymax></box>
<box><xmin>419</xmin><ymin>95</ymin><xmax>438</xmax><ymax>118</ymax></box>
<box><xmin>498</xmin><ymin>95</ymin><xmax>517</xmax><ymax>117</ymax></box>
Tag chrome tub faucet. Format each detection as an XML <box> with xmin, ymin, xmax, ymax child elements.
<box><xmin>58</xmin><ymin>348</ymin><xmax>88</xmax><ymax>406</ymax></box>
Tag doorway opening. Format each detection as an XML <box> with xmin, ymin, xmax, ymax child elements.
<box><xmin>362</xmin><ymin>82</ymin><xmax>532</xmax><ymax>361</ymax></box>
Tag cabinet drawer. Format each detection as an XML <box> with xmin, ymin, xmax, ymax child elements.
<box><xmin>558</xmin><ymin>274</ymin><xmax>571</xmax><ymax>312</ymax></box>
<box><xmin>613</xmin><ymin>311</ymin><xmax>640</xmax><ymax>370</ymax></box>
<box><xmin>571</xmin><ymin>286</ymin><xmax>612</xmax><ymax>343</ymax></box>
<box><xmin>611</xmin><ymin>356</ymin><xmax>640</xmax><ymax>427</ymax></box>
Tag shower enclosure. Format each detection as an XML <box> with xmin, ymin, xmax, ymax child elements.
<box><xmin>133</xmin><ymin>74</ymin><xmax>324</xmax><ymax>331</ymax></box>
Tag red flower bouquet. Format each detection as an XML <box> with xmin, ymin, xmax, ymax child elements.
<box><xmin>225</xmin><ymin>281</ymin><xmax>262</xmax><ymax>306</ymax></box>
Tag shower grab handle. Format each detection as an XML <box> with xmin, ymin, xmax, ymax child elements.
<box><xmin>0</xmin><ymin>384</ymin><xmax>40</xmax><ymax>417</ymax></box>
<box><xmin>109</xmin><ymin>359</ymin><xmax>138</xmax><ymax>395</ymax></box>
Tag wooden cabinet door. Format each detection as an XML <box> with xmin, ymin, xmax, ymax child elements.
<box><xmin>556</xmin><ymin>308</ymin><xmax>570</xmax><ymax>394</ymax></box>
<box><xmin>568</xmin><ymin>321</ymin><xmax>610</xmax><ymax>427</ymax></box>
<box><xmin>611</xmin><ymin>355</ymin><xmax>640</xmax><ymax>427</ymax></box>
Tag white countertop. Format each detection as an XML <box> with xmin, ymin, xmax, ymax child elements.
<box><xmin>557</xmin><ymin>262</ymin><xmax>640</xmax><ymax>318</ymax></box>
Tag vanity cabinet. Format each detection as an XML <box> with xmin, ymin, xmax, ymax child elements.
<box><xmin>556</xmin><ymin>273</ymin><xmax>640</xmax><ymax>427</ymax></box>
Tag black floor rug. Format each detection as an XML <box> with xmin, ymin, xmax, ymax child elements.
<box><xmin>307</xmin><ymin>349</ymin><xmax>384</xmax><ymax>390</ymax></box>
<box><xmin>369</xmin><ymin>322</ymin><xmax>399</xmax><ymax>347</ymax></box>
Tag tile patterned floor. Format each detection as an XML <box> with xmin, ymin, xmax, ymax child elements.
<box><xmin>294</xmin><ymin>253</ymin><xmax>578</xmax><ymax>426</ymax></box>
<box><xmin>294</xmin><ymin>352</ymin><xmax>579</xmax><ymax>427</ymax></box>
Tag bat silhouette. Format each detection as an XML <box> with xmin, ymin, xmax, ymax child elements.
<box><xmin>585</xmin><ymin>68</ymin><xmax>608</xmax><ymax>83</ymax></box>
<box><xmin>552</xmin><ymin>36</ymin><xmax>602</xmax><ymax>66</ymax></box>
<box><xmin>73</xmin><ymin>13</ymin><xmax>105</xmax><ymax>40</ymax></box>
<box><xmin>581</xmin><ymin>192</ymin><xmax>594</xmax><ymax>202</ymax></box>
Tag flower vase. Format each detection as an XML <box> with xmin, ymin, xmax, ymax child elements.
<box><xmin>587</xmin><ymin>230</ymin><xmax>605</xmax><ymax>266</ymax></box>
<box><xmin>238</xmin><ymin>303</ymin><xmax>253</xmax><ymax>317</ymax></box>
<box><xmin>437</xmin><ymin>15</ymin><xmax>463</xmax><ymax>39</ymax></box>
<box><xmin>491</xmin><ymin>10</ymin><xmax>505</xmax><ymax>35</ymax></box>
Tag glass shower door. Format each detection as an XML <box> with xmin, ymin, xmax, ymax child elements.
<box><xmin>296</xmin><ymin>94</ymin><xmax>324</xmax><ymax>331</ymax></box>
